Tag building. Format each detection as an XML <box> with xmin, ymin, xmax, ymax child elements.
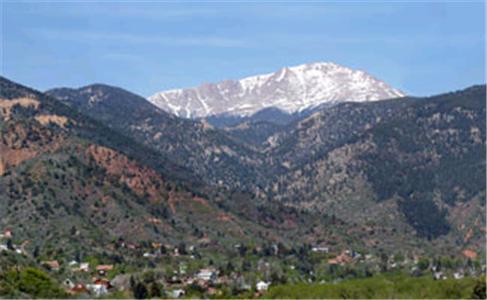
<box><xmin>68</xmin><ymin>283</ymin><xmax>89</xmax><ymax>295</ymax></box>
<box><xmin>63</xmin><ymin>279</ymin><xmax>74</xmax><ymax>289</ymax></box>
<box><xmin>166</xmin><ymin>289</ymin><xmax>185</xmax><ymax>298</ymax></box>
<box><xmin>453</xmin><ymin>272</ymin><xmax>464</xmax><ymax>280</ymax></box>
<box><xmin>196</xmin><ymin>268</ymin><xmax>217</xmax><ymax>282</ymax></box>
<box><xmin>96</xmin><ymin>264</ymin><xmax>114</xmax><ymax>276</ymax></box>
<box><xmin>96</xmin><ymin>264</ymin><xmax>114</xmax><ymax>271</ymax></box>
<box><xmin>68</xmin><ymin>260</ymin><xmax>78</xmax><ymax>266</ymax></box>
<box><xmin>42</xmin><ymin>260</ymin><xmax>60</xmax><ymax>271</ymax></box>
<box><xmin>256</xmin><ymin>281</ymin><xmax>270</xmax><ymax>292</ymax></box>
<box><xmin>328</xmin><ymin>250</ymin><xmax>352</xmax><ymax>265</ymax></box>
<box><xmin>462</xmin><ymin>249</ymin><xmax>477</xmax><ymax>259</ymax></box>
<box><xmin>86</xmin><ymin>284</ymin><xmax>108</xmax><ymax>297</ymax></box>
<box><xmin>93</xmin><ymin>278</ymin><xmax>112</xmax><ymax>289</ymax></box>
<box><xmin>433</xmin><ymin>272</ymin><xmax>447</xmax><ymax>280</ymax></box>
<box><xmin>312</xmin><ymin>246</ymin><xmax>329</xmax><ymax>253</ymax></box>
<box><xmin>2</xmin><ymin>229</ymin><xmax>12</xmax><ymax>239</ymax></box>
<box><xmin>79</xmin><ymin>263</ymin><xmax>90</xmax><ymax>272</ymax></box>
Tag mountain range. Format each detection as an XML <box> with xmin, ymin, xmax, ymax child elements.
<box><xmin>0</xmin><ymin>63</ymin><xmax>485</xmax><ymax>261</ymax></box>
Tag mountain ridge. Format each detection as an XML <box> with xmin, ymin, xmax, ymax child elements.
<box><xmin>44</xmin><ymin>77</ymin><xmax>486</xmax><ymax>256</ymax></box>
<box><xmin>148</xmin><ymin>62</ymin><xmax>405</xmax><ymax>118</ymax></box>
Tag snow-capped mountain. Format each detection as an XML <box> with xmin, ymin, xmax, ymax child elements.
<box><xmin>148</xmin><ymin>62</ymin><xmax>405</xmax><ymax>118</ymax></box>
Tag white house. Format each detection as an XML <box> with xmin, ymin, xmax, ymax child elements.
<box><xmin>63</xmin><ymin>279</ymin><xmax>74</xmax><ymax>289</ymax></box>
<box><xmin>86</xmin><ymin>284</ymin><xmax>108</xmax><ymax>297</ymax></box>
<box><xmin>256</xmin><ymin>281</ymin><xmax>270</xmax><ymax>292</ymax></box>
<box><xmin>79</xmin><ymin>263</ymin><xmax>90</xmax><ymax>272</ymax></box>
<box><xmin>312</xmin><ymin>246</ymin><xmax>329</xmax><ymax>253</ymax></box>
<box><xmin>433</xmin><ymin>272</ymin><xmax>447</xmax><ymax>280</ymax></box>
<box><xmin>166</xmin><ymin>289</ymin><xmax>185</xmax><ymax>298</ymax></box>
<box><xmin>68</xmin><ymin>260</ymin><xmax>78</xmax><ymax>266</ymax></box>
<box><xmin>196</xmin><ymin>268</ymin><xmax>217</xmax><ymax>282</ymax></box>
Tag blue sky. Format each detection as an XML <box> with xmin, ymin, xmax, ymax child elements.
<box><xmin>1</xmin><ymin>1</ymin><xmax>485</xmax><ymax>97</ymax></box>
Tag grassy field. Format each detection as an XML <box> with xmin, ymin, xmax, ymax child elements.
<box><xmin>262</xmin><ymin>275</ymin><xmax>485</xmax><ymax>299</ymax></box>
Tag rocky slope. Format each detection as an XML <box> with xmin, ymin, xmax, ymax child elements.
<box><xmin>47</xmin><ymin>85</ymin><xmax>266</xmax><ymax>190</ymax></box>
<box><xmin>148</xmin><ymin>62</ymin><xmax>405</xmax><ymax>118</ymax></box>
<box><xmin>4</xmin><ymin>77</ymin><xmax>376</xmax><ymax>260</ymax></box>
<box><xmin>263</xmin><ymin>86</ymin><xmax>486</xmax><ymax>253</ymax></box>
<box><xmin>26</xmin><ymin>77</ymin><xmax>487</xmax><ymax>256</ymax></box>
<box><xmin>0</xmin><ymin>77</ymin><xmax>286</xmax><ymax>258</ymax></box>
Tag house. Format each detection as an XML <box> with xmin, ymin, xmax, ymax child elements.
<box><xmin>42</xmin><ymin>260</ymin><xmax>60</xmax><ymax>271</ymax></box>
<box><xmin>93</xmin><ymin>278</ymin><xmax>112</xmax><ymax>289</ymax></box>
<box><xmin>96</xmin><ymin>264</ymin><xmax>113</xmax><ymax>276</ymax></box>
<box><xmin>453</xmin><ymin>272</ymin><xmax>464</xmax><ymax>280</ymax></box>
<box><xmin>79</xmin><ymin>262</ymin><xmax>90</xmax><ymax>272</ymax></box>
<box><xmin>433</xmin><ymin>272</ymin><xmax>447</xmax><ymax>280</ymax></box>
<box><xmin>166</xmin><ymin>289</ymin><xmax>185</xmax><ymax>298</ymax></box>
<box><xmin>63</xmin><ymin>279</ymin><xmax>74</xmax><ymax>289</ymax></box>
<box><xmin>2</xmin><ymin>229</ymin><xmax>12</xmax><ymax>239</ymax></box>
<box><xmin>312</xmin><ymin>246</ymin><xmax>329</xmax><ymax>253</ymax></box>
<box><xmin>462</xmin><ymin>249</ymin><xmax>477</xmax><ymax>259</ymax></box>
<box><xmin>196</xmin><ymin>268</ymin><xmax>217</xmax><ymax>282</ymax></box>
<box><xmin>168</xmin><ymin>275</ymin><xmax>182</xmax><ymax>284</ymax></box>
<box><xmin>68</xmin><ymin>260</ymin><xmax>78</xmax><ymax>266</ymax></box>
<box><xmin>96</xmin><ymin>264</ymin><xmax>114</xmax><ymax>271</ymax></box>
<box><xmin>151</xmin><ymin>242</ymin><xmax>162</xmax><ymax>249</ymax></box>
<box><xmin>256</xmin><ymin>281</ymin><xmax>270</xmax><ymax>292</ymax></box>
<box><xmin>328</xmin><ymin>251</ymin><xmax>352</xmax><ymax>265</ymax></box>
<box><xmin>68</xmin><ymin>283</ymin><xmax>89</xmax><ymax>295</ymax></box>
<box><xmin>86</xmin><ymin>284</ymin><xmax>108</xmax><ymax>297</ymax></box>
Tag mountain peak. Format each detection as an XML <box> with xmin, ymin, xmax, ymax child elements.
<box><xmin>148</xmin><ymin>62</ymin><xmax>405</xmax><ymax>118</ymax></box>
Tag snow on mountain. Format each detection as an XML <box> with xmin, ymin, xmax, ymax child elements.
<box><xmin>148</xmin><ymin>62</ymin><xmax>405</xmax><ymax>118</ymax></box>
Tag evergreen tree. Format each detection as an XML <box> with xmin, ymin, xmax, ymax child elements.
<box><xmin>133</xmin><ymin>282</ymin><xmax>148</xmax><ymax>299</ymax></box>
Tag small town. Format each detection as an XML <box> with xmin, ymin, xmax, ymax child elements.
<box><xmin>1</xmin><ymin>228</ymin><xmax>485</xmax><ymax>298</ymax></box>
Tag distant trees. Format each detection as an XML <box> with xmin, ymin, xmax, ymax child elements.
<box><xmin>130</xmin><ymin>273</ymin><xmax>164</xmax><ymax>299</ymax></box>
<box><xmin>132</xmin><ymin>282</ymin><xmax>148</xmax><ymax>299</ymax></box>
<box><xmin>417</xmin><ymin>257</ymin><xmax>430</xmax><ymax>271</ymax></box>
<box><xmin>1</xmin><ymin>267</ymin><xmax>66</xmax><ymax>298</ymax></box>
<box><xmin>471</xmin><ymin>277</ymin><xmax>486</xmax><ymax>299</ymax></box>
<box><xmin>238</xmin><ymin>245</ymin><xmax>248</xmax><ymax>257</ymax></box>
<box><xmin>177</xmin><ymin>242</ymin><xmax>187</xmax><ymax>255</ymax></box>
<box><xmin>400</xmin><ymin>197</ymin><xmax>450</xmax><ymax>239</ymax></box>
